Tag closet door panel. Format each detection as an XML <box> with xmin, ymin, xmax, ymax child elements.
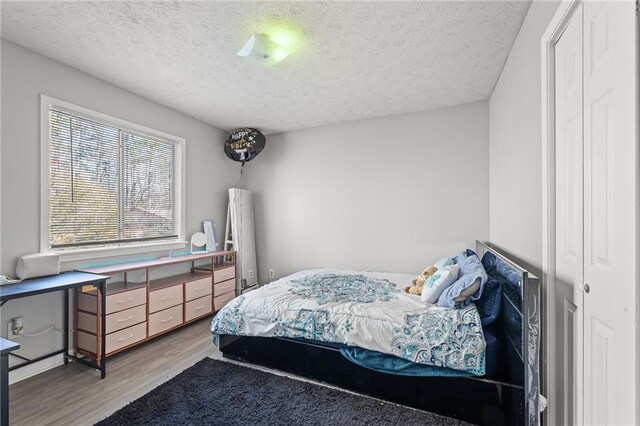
<box><xmin>553</xmin><ymin>7</ymin><xmax>584</xmax><ymax>426</ymax></box>
<box><xmin>582</xmin><ymin>1</ymin><xmax>637</xmax><ymax>424</ymax></box>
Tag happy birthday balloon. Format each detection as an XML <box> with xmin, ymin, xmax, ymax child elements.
<box><xmin>224</xmin><ymin>128</ymin><xmax>266</xmax><ymax>164</ymax></box>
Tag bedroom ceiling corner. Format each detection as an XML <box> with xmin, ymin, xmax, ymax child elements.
<box><xmin>0</xmin><ymin>1</ymin><xmax>532</xmax><ymax>134</ymax></box>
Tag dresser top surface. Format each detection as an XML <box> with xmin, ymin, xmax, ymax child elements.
<box><xmin>76</xmin><ymin>251</ymin><xmax>235</xmax><ymax>275</ymax></box>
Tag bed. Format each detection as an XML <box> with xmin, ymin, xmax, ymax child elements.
<box><xmin>212</xmin><ymin>241</ymin><xmax>540</xmax><ymax>426</ymax></box>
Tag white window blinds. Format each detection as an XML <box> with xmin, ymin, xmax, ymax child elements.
<box><xmin>48</xmin><ymin>107</ymin><xmax>180</xmax><ymax>250</ymax></box>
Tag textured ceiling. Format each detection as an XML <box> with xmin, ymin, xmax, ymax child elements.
<box><xmin>1</xmin><ymin>1</ymin><xmax>530</xmax><ymax>134</ymax></box>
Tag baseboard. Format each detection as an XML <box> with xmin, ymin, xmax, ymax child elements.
<box><xmin>8</xmin><ymin>354</ymin><xmax>64</xmax><ymax>385</ymax></box>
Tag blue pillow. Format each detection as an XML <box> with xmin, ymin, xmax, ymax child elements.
<box><xmin>477</xmin><ymin>252</ymin><xmax>503</xmax><ymax>326</ymax></box>
<box><xmin>437</xmin><ymin>254</ymin><xmax>487</xmax><ymax>308</ymax></box>
<box><xmin>481</xmin><ymin>251</ymin><xmax>497</xmax><ymax>273</ymax></box>
<box><xmin>494</xmin><ymin>253</ymin><xmax>523</xmax><ymax>306</ymax></box>
<box><xmin>452</xmin><ymin>250</ymin><xmax>468</xmax><ymax>265</ymax></box>
<box><xmin>452</xmin><ymin>249</ymin><xmax>477</xmax><ymax>265</ymax></box>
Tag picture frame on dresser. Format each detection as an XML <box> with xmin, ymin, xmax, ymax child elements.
<box><xmin>75</xmin><ymin>250</ymin><xmax>236</xmax><ymax>364</ymax></box>
<box><xmin>203</xmin><ymin>220</ymin><xmax>218</xmax><ymax>252</ymax></box>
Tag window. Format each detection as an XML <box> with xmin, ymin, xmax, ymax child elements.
<box><xmin>41</xmin><ymin>95</ymin><xmax>185</xmax><ymax>259</ymax></box>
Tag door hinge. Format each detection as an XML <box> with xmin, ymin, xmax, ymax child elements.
<box><xmin>636</xmin><ymin>0</ymin><xmax>639</xmax><ymax>17</ymax></box>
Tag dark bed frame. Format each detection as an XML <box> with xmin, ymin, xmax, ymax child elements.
<box><xmin>219</xmin><ymin>241</ymin><xmax>541</xmax><ymax>426</ymax></box>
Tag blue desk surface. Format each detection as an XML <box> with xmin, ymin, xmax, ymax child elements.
<box><xmin>0</xmin><ymin>271</ymin><xmax>108</xmax><ymax>302</ymax></box>
<box><xmin>0</xmin><ymin>338</ymin><xmax>19</xmax><ymax>355</ymax></box>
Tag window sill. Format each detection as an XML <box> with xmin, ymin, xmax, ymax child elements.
<box><xmin>48</xmin><ymin>240</ymin><xmax>187</xmax><ymax>264</ymax></box>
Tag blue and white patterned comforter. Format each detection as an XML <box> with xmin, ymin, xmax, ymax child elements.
<box><xmin>211</xmin><ymin>269</ymin><xmax>486</xmax><ymax>375</ymax></box>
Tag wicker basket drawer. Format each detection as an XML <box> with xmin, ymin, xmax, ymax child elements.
<box><xmin>77</xmin><ymin>304</ymin><xmax>146</xmax><ymax>335</ymax></box>
<box><xmin>77</xmin><ymin>311</ymin><xmax>98</xmax><ymax>334</ymax></box>
<box><xmin>77</xmin><ymin>287</ymin><xmax>147</xmax><ymax>315</ymax></box>
<box><xmin>107</xmin><ymin>304</ymin><xmax>146</xmax><ymax>334</ymax></box>
<box><xmin>77</xmin><ymin>322</ymin><xmax>147</xmax><ymax>356</ymax></box>
<box><xmin>77</xmin><ymin>292</ymin><xmax>97</xmax><ymax>313</ymax></box>
<box><xmin>214</xmin><ymin>291</ymin><xmax>235</xmax><ymax>311</ymax></box>
<box><xmin>149</xmin><ymin>304</ymin><xmax>183</xmax><ymax>336</ymax></box>
<box><xmin>77</xmin><ymin>330</ymin><xmax>98</xmax><ymax>355</ymax></box>
<box><xmin>106</xmin><ymin>322</ymin><xmax>147</xmax><ymax>354</ymax></box>
<box><xmin>185</xmin><ymin>277</ymin><xmax>212</xmax><ymax>302</ymax></box>
<box><xmin>106</xmin><ymin>288</ymin><xmax>147</xmax><ymax>314</ymax></box>
<box><xmin>214</xmin><ymin>266</ymin><xmax>235</xmax><ymax>283</ymax></box>
<box><xmin>214</xmin><ymin>279</ymin><xmax>235</xmax><ymax>296</ymax></box>
<box><xmin>185</xmin><ymin>295</ymin><xmax>213</xmax><ymax>322</ymax></box>
<box><xmin>149</xmin><ymin>284</ymin><xmax>183</xmax><ymax>313</ymax></box>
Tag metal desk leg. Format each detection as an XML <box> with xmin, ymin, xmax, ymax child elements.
<box><xmin>63</xmin><ymin>289</ymin><xmax>69</xmax><ymax>365</ymax></box>
<box><xmin>99</xmin><ymin>281</ymin><xmax>106</xmax><ymax>379</ymax></box>
<box><xmin>1</xmin><ymin>352</ymin><xmax>9</xmax><ymax>426</ymax></box>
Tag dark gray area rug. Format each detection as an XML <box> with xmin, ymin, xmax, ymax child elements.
<box><xmin>97</xmin><ymin>358</ymin><xmax>471</xmax><ymax>426</ymax></box>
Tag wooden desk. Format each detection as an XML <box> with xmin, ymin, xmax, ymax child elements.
<box><xmin>0</xmin><ymin>272</ymin><xmax>109</xmax><ymax>378</ymax></box>
<box><xmin>1</xmin><ymin>338</ymin><xmax>20</xmax><ymax>426</ymax></box>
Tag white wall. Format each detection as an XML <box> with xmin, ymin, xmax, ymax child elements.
<box><xmin>0</xmin><ymin>40</ymin><xmax>236</xmax><ymax>380</ymax></box>
<box><xmin>489</xmin><ymin>0</ymin><xmax>559</xmax><ymax>275</ymax></box>
<box><xmin>245</xmin><ymin>101</ymin><xmax>489</xmax><ymax>283</ymax></box>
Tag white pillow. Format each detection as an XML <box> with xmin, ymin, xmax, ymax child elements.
<box><xmin>421</xmin><ymin>265</ymin><xmax>460</xmax><ymax>303</ymax></box>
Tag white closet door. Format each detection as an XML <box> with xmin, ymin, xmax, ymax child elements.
<box><xmin>582</xmin><ymin>1</ymin><xmax>638</xmax><ymax>424</ymax></box>
<box><xmin>554</xmin><ymin>6</ymin><xmax>584</xmax><ymax>425</ymax></box>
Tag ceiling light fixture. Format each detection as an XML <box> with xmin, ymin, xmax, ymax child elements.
<box><xmin>237</xmin><ymin>33</ymin><xmax>290</xmax><ymax>67</ymax></box>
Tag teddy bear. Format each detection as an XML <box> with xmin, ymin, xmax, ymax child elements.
<box><xmin>404</xmin><ymin>266</ymin><xmax>438</xmax><ymax>295</ymax></box>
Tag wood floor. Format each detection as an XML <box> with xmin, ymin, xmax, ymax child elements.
<box><xmin>8</xmin><ymin>317</ymin><xmax>220</xmax><ymax>426</ymax></box>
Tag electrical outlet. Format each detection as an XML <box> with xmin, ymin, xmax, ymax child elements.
<box><xmin>248</xmin><ymin>269</ymin><xmax>254</xmax><ymax>279</ymax></box>
<box><xmin>6</xmin><ymin>323</ymin><xmax>15</xmax><ymax>339</ymax></box>
<box><xmin>269</xmin><ymin>269</ymin><xmax>275</xmax><ymax>279</ymax></box>
<box><xmin>8</xmin><ymin>317</ymin><xmax>24</xmax><ymax>339</ymax></box>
